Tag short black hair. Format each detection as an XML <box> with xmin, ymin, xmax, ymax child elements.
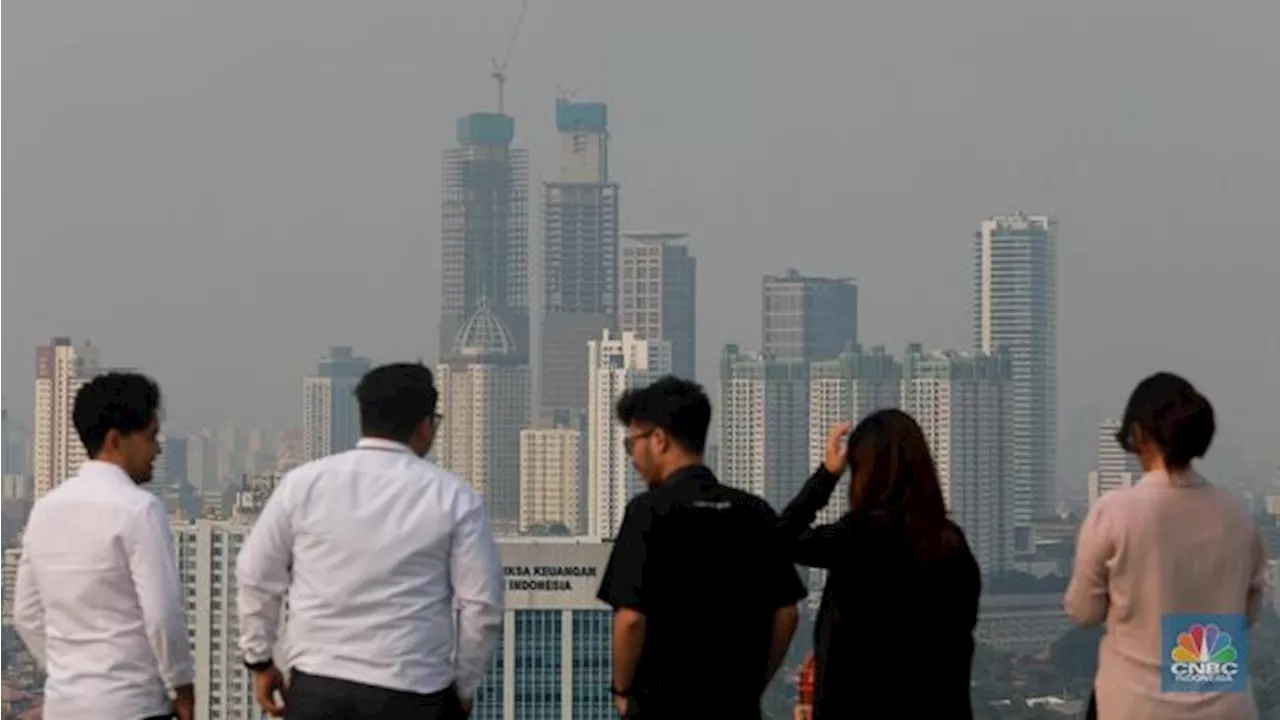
<box><xmin>614</xmin><ymin>375</ymin><xmax>711</xmax><ymax>455</ymax></box>
<box><xmin>355</xmin><ymin>363</ymin><xmax>438</xmax><ymax>441</ymax></box>
<box><xmin>73</xmin><ymin>373</ymin><xmax>162</xmax><ymax>457</ymax></box>
<box><xmin>1117</xmin><ymin>371</ymin><xmax>1215</xmax><ymax>469</ymax></box>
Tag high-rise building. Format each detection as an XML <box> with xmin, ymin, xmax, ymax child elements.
<box><xmin>902</xmin><ymin>344</ymin><xmax>1014</xmax><ymax>575</ymax></box>
<box><xmin>974</xmin><ymin>213</ymin><xmax>1058</xmax><ymax>541</ymax></box>
<box><xmin>472</xmin><ymin>538</ymin><xmax>614</xmax><ymax>719</ymax></box>
<box><xmin>519</xmin><ymin>426</ymin><xmax>585</xmax><ymax>535</ymax></box>
<box><xmin>436</xmin><ymin>301</ymin><xmax>531</xmax><ymax>535</ymax></box>
<box><xmin>540</xmin><ymin>100</ymin><xmax>619</xmax><ymax>422</ymax></box>
<box><xmin>172</xmin><ymin>519</ymin><xmax>264</xmax><ymax>720</ymax></box>
<box><xmin>1087</xmin><ymin>418</ymin><xmax>1143</xmax><ymax>509</ymax></box>
<box><xmin>151</xmin><ymin>434</ymin><xmax>188</xmax><ymax>514</ymax></box>
<box><xmin>718</xmin><ymin>345</ymin><xmax>810</xmax><ymax>511</ymax></box>
<box><xmin>273</xmin><ymin>428</ymin><xmax>304</xmax><ymax>474</ymax></box>
<box><xmin>33</xmin><ymin>338</ymin><xmax>100</xmax><ymax>499</ymax></box>
<box><xmin>618</xmin><ymin>232</ymin><xmax>696</xmax><ymax>380</ymax></box>
<box><xmin>807</xmin><ymin>345</ymin><xmax>902</xmax><ymax>523</ymax></box>
<box><xmin>302</xmin><ymin>346</ymin><xmax>371</xmax><ymax>463</ymax></box>
<box><xmin>2</xmin><ymin>547</ymin><xmax>21</xmax><ymax>624</ymax></box>
<box><xmin>2</xmin><ymin>404</ymin><xmax>31</xmax><ymax>478</ymax></box>
<box><xmin>762</xmin><ymin>269</ymin><xmax>858</xmax><ymax>363</ymax></box>
<box><xmin>587</xmin><ymin>330</ymin><xmax>671</xmax><ymax>538</ymax></box>
<box><xmin>187</xmin><ymin>431</ymin><xmax>219</xmax><ymax>493</ymax></box>
<box><xmin>0</xmin><ymin>404</ymin><xmax>9</xmax><ymax>476</ymax></box>
<box><xmin>440</xmin><ymin>113</ymin><xmax>530</xmax><ymax>365</ymax></box>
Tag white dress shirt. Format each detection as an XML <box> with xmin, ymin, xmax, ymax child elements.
<box><xmin>14</xmin><ymin>460</ymin><xmax>195</xmax><ymax>720</ymax></box>
<box><xmin>237</xmin><ymin>437</ymin><xmax>504</xmax><ymax>699</ymax></box>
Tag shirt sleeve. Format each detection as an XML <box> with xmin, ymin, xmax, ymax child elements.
<box><xmin>756</xmin><ymin>502</ymin><xmax>808</xmax><ymax>609</ymax></box>
<box><xmin>126</xmin><ymin>497</ymin><xmax>196</xmax><ymax>688</ymax></box>
<box><xmin>1246</xmin><ymin>524</ymin><xmax>1268</xmax><ymax>626</ymax></box>
<box><xmin>236</xmin><ymin>476</ymin><xmax>295</xmax><ymax>665</ymax></box>
<box><xmin>596</xmin><ymin>498</ymin><xmax>654</xmax><ymax>612</ymax></box>
<box><xmin>1064</xmin><ymin>499</ymin><xmax>1113</xmax><ymax>627</ymax></box>
<box><xmin>777</xmin><ymin>467</ymin><xmax>851</xmax><ymax>569</ymax></box>
<box><xmin>450</xmin><ymin>495</ymin><xmax>505</xmax><ymax>700</ymax></box>
<box><xmin>13</xmin><ymin>539</ymin><xmax>47</xmax><ymax>669</ymax></box>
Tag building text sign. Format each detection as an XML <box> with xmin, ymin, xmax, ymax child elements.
<box><xmin>504</xmin><ymin>564</ymin><xmax>598</xmax><ymax>592</ymax></box>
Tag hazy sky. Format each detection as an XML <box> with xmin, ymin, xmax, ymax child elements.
<box><xmin>5</xmin><ymin>0</ymin><xmax>1278</xmax><ymax>486</ymax></box>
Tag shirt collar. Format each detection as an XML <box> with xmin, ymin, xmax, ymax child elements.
<box><xmin>1138</xmin><ymin>468</ymin><xmax>1208</xmax><ymax>489</ymax></box>
<box><xmin>77</xmin><ymin>460</ymin><xmax>139</xmax><ymax>487</ymax></box>
<box><xmin>356</xmin><ymin>437</ymin><xmax>417</xmax><ymax>455</ymax></box>
<box><xmin>660</xmin><ymin>463</ymin><xmax>717</xmax><ymax>489</ymax></box>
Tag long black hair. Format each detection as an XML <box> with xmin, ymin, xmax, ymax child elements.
<box><xmin>845</xmin><ymin>409</ymin><xmax>959</xmax><ymax>564</ymax></box>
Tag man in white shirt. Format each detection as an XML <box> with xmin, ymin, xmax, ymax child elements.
<box><xmin>237</xmin><ymin>362</ymin><xmax>504</xmax><ymax>719</ymax></box>
<box><xmin>15</xmin><ymin>373</ymin><xmax>196</xmax><ymax>720</ymax></box>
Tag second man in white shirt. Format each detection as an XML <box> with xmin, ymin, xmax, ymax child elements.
<box><xmin>15</xmin><ymin>372</ymin><xmax>196</xmax><ymax>720</ymax></box>
<box><xmin>236</xmin><ymin>362</ymin><xmax>504</xmax><ymax>719</ymax></box>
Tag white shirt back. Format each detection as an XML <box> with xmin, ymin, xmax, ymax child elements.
<box><xmin>14</xmin><ymin>461</ymin><xmax>194</xmax><ymax>720</ymax></box>
<box><xmin>236</xmin><ymin>438</ymin><xmax>504</xmax><ymax>698</ymax></box>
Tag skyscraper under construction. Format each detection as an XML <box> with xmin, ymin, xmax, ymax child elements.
<box><xmin>439</xmin><ymin>112</ymin><xmax>530</xmax><ymax>364</ymax></box>
<box><xmin>539</xmin><ymin>99</ymin><xmax>618</xmax><ymax>422</ymax></box>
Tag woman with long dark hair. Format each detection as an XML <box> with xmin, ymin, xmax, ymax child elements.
<box><xmin>1066</xmin><ymin>372</ymin><xmax>1266</xmax><ymax>719</ymax></box>
<box><xmin>778</xmin><ymin>409</ymin><xmax>981</xmax><ymax>718</ymax></box>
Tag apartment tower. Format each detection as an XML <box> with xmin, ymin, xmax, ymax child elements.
<box><xmin>1087</xmin><ymin>418</ymin><xmax>1143</xmax><ymax>509</ymax></box>
<box><xmin>302</xmin><ymin>346</ymin><xmax>371</xmax><ymax>463</ymax></box>
<box><xmin>974</xmin><ymin>213</ymin><xmax>1057</xmax><ymax>545</ymax></box>
<box><xmin>902</xmin><ymin>344</ymin><xmax>1015</xmax><ymax>575</ymax></box>
<box><xmin>587</xmin><ymin>330</ymin><xmax>671</xmax><ymax>538</ymax></box>
<box><xmin>762</xmin><ymin>269</ymin><xmax>858</xmax><ymax>363</ymax></box>
<box><xmin>717</xmin><ymin>345</ymin><xmax>810</xmax><ymax>511</ymax></box>
<box><xmin>807</xmin><ymin>345</ymin><xmax>902</xmax><ymax>523</ymax></box>
<box><xmin>33</xmin><ymin>338</ymin><xmax>100</xmax><ymax>499</ymax></box>
<box><xmin>436</xmin><ymin>301</ymin><xmax>531</xmax><ymax>536</ymax></box>
<box><xmin>618</xmin><ymin>232</ymin><xmax>696</xmax><ymax>380</ymax></box>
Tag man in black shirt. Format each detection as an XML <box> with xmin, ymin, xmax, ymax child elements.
<box><xmin>596</xmin><ymin>376</ymin><xmax>806</xmax><ymax>719</ymax></box>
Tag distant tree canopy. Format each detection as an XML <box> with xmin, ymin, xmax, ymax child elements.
<box><xmin>1049</xmin><ymin>625</ymin><xmax>1103</xmax><ymax>682</ymax></box>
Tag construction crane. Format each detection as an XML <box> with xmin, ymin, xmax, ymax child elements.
<box><xmin>489</xmin><ymin>0</ymin><xmax>528</xmax><ymax>115</ymax></box>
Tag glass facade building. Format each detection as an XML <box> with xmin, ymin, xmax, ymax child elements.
<box><xmin>485</xmin><ymin>538</ymin><xmax>614</xmax><ymax>718</ymax></box>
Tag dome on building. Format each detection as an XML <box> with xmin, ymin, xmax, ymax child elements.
<box><xmin>452</xmin><ymin>298</ymin><xmax>516</xmax><ymax>359</ymax></box>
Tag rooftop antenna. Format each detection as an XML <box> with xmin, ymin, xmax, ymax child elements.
<box><xmin>490</xmin><ymin>0</ymin><xmax>528</xmax><ymax>115</ymax></box>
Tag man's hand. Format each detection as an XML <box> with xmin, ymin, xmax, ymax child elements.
<box><xmin>252</xmin><ymin>664</ymin><xmax>287</xmax><ymax>717</ymax></box>
<box><xmin>823</xmin><ymin>421</ymin><xmax>853</xmax><ymax>476</ymax></box>
<box><xmin>458</xmin><ymin>692</ymin><xmax>473</xmax><ymax>718</ymax></box>
<box><xmin>173</xmin><ymin>684</ymin><xmax>195</xmax><ymax>720</ymax></box>
<box><xmin>614</xmin><ymin>694</ymin><xmax>630</xmax><ymax>717</ymax></box>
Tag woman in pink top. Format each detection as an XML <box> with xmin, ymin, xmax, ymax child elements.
<box><xmin>1065</xmin><ymin>372</ymin><xmax>1268</xmax><ymax>719</ymax></box>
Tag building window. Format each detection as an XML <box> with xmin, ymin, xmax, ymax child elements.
<box><xmin>571</xmin><ymin>610</ymin><xmax>612</xmax><ymax>719</ymax></box>
<box><xmin>514</xmin><ymin>610</ymin><xmax>562</xmax><ymax>719</ymax></box>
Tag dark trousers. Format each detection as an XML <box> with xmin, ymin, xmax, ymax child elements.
<box><xmin>285</xmin><ymin>669</ymin><xmax>465</xmax><ymax>720</ymax></box>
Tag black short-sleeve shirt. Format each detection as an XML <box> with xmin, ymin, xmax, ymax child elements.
<box><xmin>596</xmin><ymin>465</ymin><xmax>806</xmax><ymax>713</ymax></box>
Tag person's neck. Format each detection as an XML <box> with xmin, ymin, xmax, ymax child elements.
<box><xmin>363</xmin><ymin>434</ymin><xmax>428</xmax><ymax>457</ymax></box>
<box><xmin>363</xmin><ymin>434</ymin><xmax>410</xmax><ymax>445</ymax></box>
<box><xmin>91</xmin><ymin>455</ymin><xmax>136</xmax><ymax>483</ymax></box>
<box><xmin>654</xmin><ymin>456</ymin><xmax>703</xmax><ymax>486</ymax></box>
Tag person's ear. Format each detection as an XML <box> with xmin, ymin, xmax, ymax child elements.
<box><xmin>653</xmin><ymin>428</ymin><xmax>670</xmax><ymax>454</ymax></box>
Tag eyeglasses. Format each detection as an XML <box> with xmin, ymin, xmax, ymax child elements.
<box><xmin>623</xmin><ymin>428</ymin><xmax>656</xmax><ymax>456</ymax></box>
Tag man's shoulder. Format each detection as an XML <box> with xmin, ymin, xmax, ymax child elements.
<box><xmin>714</xmin><ymin>485</ymin><xmax>778</xmax><ymax>520</ymax></box>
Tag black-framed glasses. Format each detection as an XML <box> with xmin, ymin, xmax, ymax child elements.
<box><xmin>623</xmin><ymin>428</ymin><xmax>656</xmax><ymax>456</ymax></box>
